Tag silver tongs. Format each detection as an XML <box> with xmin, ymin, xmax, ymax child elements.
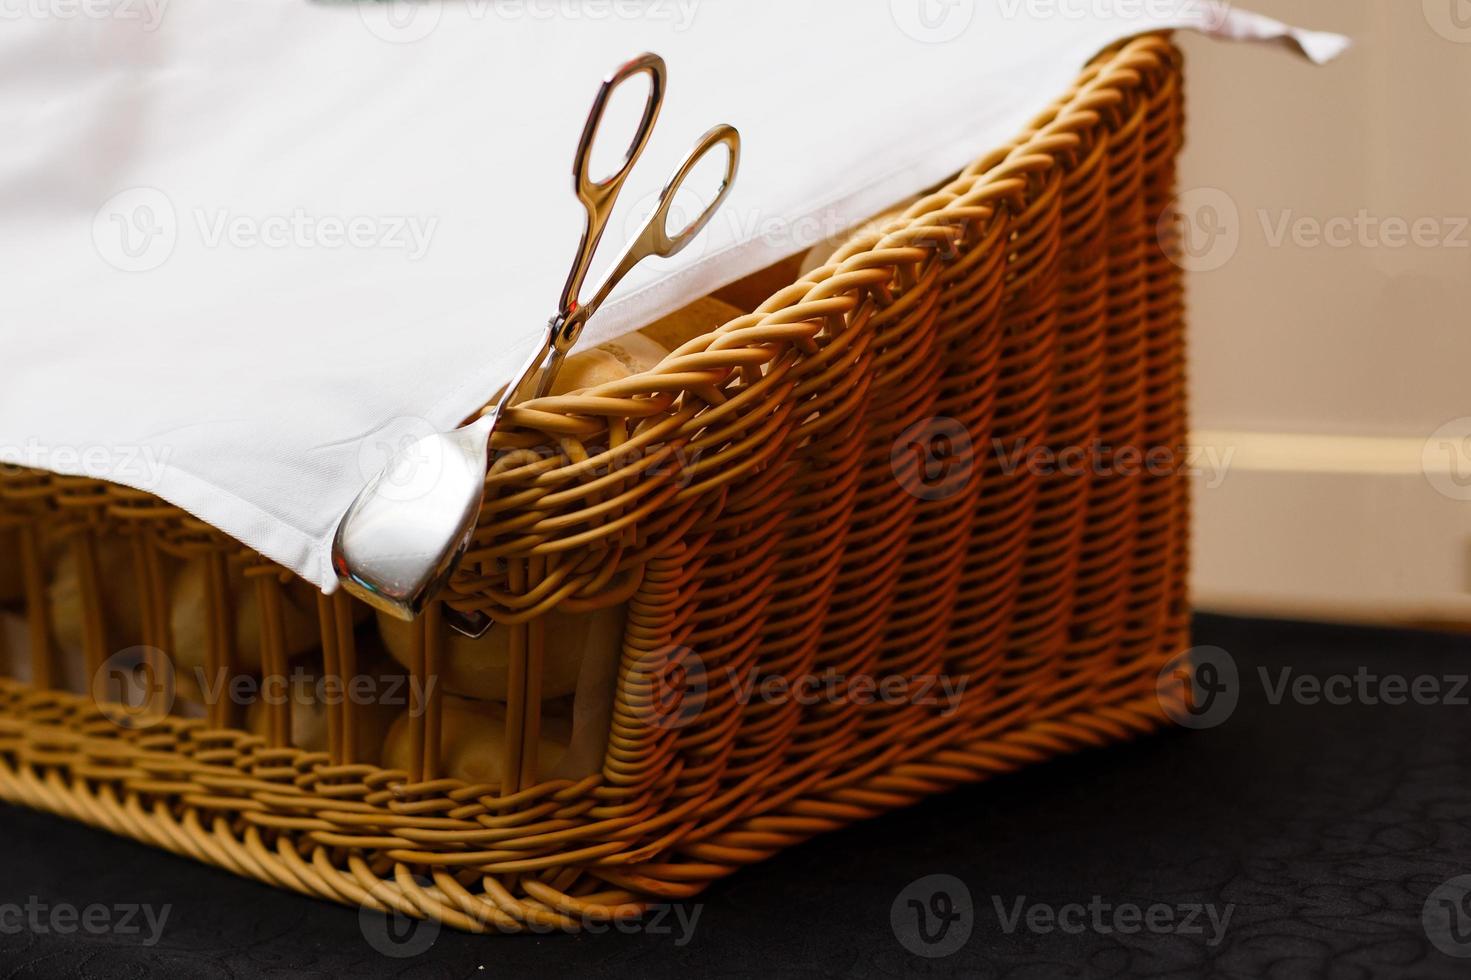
<box><xmin>331</xmin><ymin>53</ymin><xmax>740</xmax><ymax>631</ymax></box>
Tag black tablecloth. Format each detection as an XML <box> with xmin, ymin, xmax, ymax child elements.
<box><xmin>4</xmin><ymin>613</ymin><xmax>1471</xmax><ymax>979</ymax></box>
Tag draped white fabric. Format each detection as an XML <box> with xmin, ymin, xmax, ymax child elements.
<box><xmin>0</xmin><ymin>0</ymin><xmax>1346</xmax><ymax>590</ymax></box>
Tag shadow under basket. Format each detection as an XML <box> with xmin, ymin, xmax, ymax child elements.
<box><xmin>0</xmin><ymin>34</ymin><xmax>1193</xmax><ymax>933</ymax></box>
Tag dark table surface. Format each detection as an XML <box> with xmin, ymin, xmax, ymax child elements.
<box><xmin>4</xmin><ymin>613</ymin><xmax>1471</xmax><ymax>979</ymax></box>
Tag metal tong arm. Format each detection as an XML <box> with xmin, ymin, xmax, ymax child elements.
<box><xmin>499</xmin><ymin>53</ymin><xmax>743</xmax><ymax>410</ymax></box>
<box><xmin>528</xmin><ymin>54</ymin><xmax>741</xmax><ymax>401</ymax></box>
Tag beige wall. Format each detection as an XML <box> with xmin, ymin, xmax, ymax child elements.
<box><xmin>1177</xmin><ymin>2</ymin><xmax>1471</xmax><ymax>622</ymax></box>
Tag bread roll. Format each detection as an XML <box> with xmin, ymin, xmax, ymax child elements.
<box><xmin>637</xmin><ymin>296</ymin><xmax>744</xmax><ymax>354</ymax></box>
<box><xmin>376</xmin><ymin>602</ymin><xmax>622</xmax><ymax>702</ymax></box>
<box><xmin>47</xmin><ymin>540</ymin><xmax>142</xmax><ymax>684</ymax></box>
<box><xmin>798</xmin><ymin>198</ymin><xmax>921</xmax><ymax>276</ymax></box>
<box><xmin>48</xmin><ymin>546</ymin><xmax>324</xmax><ymax>682</ymax></box>
<box><xmin>534</xmin><ymin>293</ymin><xmax>744</xmax><ymax>398</ymax></box>
<box><xmin>0</xmin><ymin>611</ymin><xmax>31</xmax><ymax>684</ymax></box>
<box><xmin>245</xmin><ymin>664</ymin><xmax>400</xmax><ymax>763</ymax></box>
<box><xmin>710</xmin><ymin>255</ymin><xmax>806</xmax><ymax>313</ymax></box>
<box><xmin>382</xmin><ymin>693</ymin><xmax>570</xmax><ymax>785</ymax></box>
<box><xmin>2</xmin><ymin>609</ymin><xmax>94</xmax><ymax>693</ymax></box>
<box><xmin>170</xmin><ymin>694</ymin><xmax>210</xmax><ymax>721</ymax></box>
<box><xmin>547</xmin><ymin>331</ymin><xmax>669</xmax><ymax>394</ymax></box>
<box><xmin>169</xmin><ymin>558</ymin><xmax>323</xmax><ymax>680</ymax></box>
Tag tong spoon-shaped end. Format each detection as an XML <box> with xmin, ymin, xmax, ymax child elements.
<box><xmin>331</xmin><ymin>51</ymin><xmax>740</xmax><ymax>629</ymax></box>
<box><xmin>331</xmin><ymin>412</ymin><xmax>497</xmax><ymax>622</ymax></box>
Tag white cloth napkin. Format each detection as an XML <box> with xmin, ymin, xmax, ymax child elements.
<box><xmin>0</xmin><ymin>0</ymin><xmax>1347</xmax><ymax>591</ymax></box>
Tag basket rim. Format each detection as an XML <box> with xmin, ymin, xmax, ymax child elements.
<box><xmin>1</xmin><ymin>30</ymin><xmax>1181</xmax><ymax>603</ymax></box>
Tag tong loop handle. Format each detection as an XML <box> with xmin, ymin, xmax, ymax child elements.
<box><xmin>536</xmin><ymin>54</ymin><xmax>741</xmax><ymax>402</ymax></box>
<box><xmin>561</xmin><ymin>122</ymin><xmax>742</xmax><ymax>365</ymax></box>
<box><xmin>560</xmin><ymin>52</ymin><xmax>666</xmax><ymax>318</ymax></box>
<box><xmin>627</xmin><ymin>123</ymin><xmax>741</xmax><ymax>264</ymax></box>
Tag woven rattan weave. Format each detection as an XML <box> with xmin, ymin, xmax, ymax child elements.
<box><xmin>0</xmin><ymin>34</ymin><xmax>1191</xmax><ymax>932</ymax></box>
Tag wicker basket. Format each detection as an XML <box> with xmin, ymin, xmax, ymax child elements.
<box><xmin>0</xmin><ymin>34</ymin><xmax>1190</xmax><ymax>933</ymax></box>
